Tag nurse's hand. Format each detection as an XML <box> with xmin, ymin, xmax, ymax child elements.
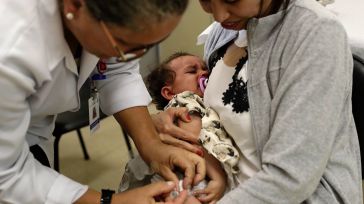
<box><xmin>75</xmin><ymin>182</ymin><xmax>187</xmax><ymax>204</ymax></box>
<box><xmin>114</xmin><ymin>106</ymin><xmax>205</xmax><ymax>190</ymax></box>
<box><xmin>146</xmin><ymin>142</ymin><xmax>206</xmax><ymax>190</ymax></box>
<box><xmin>113</xmin><ymin>181</ymin><xmax>188</xmax><ymax>204</ymax></box>
<box><xmin>152</xmin><ymin>107</ymin><xmax>201</xmax><ymax>153</ymax></box>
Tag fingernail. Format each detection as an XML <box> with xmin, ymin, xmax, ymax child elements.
<box><xmin>166</xmin><ymin>181</ymin><xmax>174</xmax><ymax>186</ymax></box>
<box><xmin>186</xmin><ymin>113</ymin><xmax>191</xmax><ymax>120</ymax></box>
<box><xmin>196</xmin><ymin>149</ymin><xmax>204</xmax><ymax>157</ymax></box>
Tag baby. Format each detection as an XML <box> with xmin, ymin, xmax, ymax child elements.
<box><xmin>119</xmin><ymin>52</ymin><xmax>240</xmax><ymax>203</ymax></box>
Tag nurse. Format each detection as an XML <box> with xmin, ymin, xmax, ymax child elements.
<box><xmin>0</xmin><ymin>0</ymin><xmax>205</xmax><ymax>203</ymax></box>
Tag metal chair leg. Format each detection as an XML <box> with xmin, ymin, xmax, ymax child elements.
<box><xmin>53</xmin><ymin>134</ymin><xmax>61</xmax><ymax>172</ymax></box>
<box><xmin>76</xmin><ymin>129</ymin><xmax>90</xmax><ymax>160</ymax></box>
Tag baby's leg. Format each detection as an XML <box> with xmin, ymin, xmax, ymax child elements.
<box><xmin>119</xmin><ymin>156</ymin><xmax>154</xmax><ymax>192</ymax></box>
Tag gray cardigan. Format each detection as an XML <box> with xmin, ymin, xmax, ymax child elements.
<box><xmin>204</xmin><ymin>0</ymin><xmax>362</xmax><ymax>203</ymax></box>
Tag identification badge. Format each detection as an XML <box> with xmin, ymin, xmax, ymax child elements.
<box><xmin>88</xmin><ymin>92</ymin><xmax>100</xmax><ymax>134</ymax></box>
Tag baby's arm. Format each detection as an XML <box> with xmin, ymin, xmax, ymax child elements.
<box><xmin>177</xmin><ymin>113</ymin><xmax>227</xmax><ymax>203</ymax></box>
<box><xmin>194</xmin><ymin>150</ymin><xmax>227</xmax><ymax>203</ymax></box>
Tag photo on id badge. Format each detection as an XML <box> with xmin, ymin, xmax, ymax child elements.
<box><xmin>88</xmin><ymin>92</ymin><xmax>100</xmax><ymax>134</ymax></box>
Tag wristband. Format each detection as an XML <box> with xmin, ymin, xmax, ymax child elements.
<box><xmin>100</xmin><ymin>189</ymin><xmax>115</xmax><ymax>204</ymax></box>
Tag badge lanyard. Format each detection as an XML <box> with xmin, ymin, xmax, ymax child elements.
<box><xmin>88</xmin><ymin>59</ymin><xmax>107</xmax><ymax>134</ymax></box>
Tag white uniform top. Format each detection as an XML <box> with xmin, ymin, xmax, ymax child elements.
<box><xmin>0</xmin><ymin>0</ymin><xmax>151</xmax><ymax>203</ymax></box>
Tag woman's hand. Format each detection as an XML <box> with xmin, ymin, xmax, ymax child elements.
<box><xmin>75</xmin><ymin>182</ymin><xmax>187</xmax><ymax>204</ymax></box>
<box><xmin>152</xmin><ymin>108</ymin><xmax>203</xmax><ymax>155</ymax></box>
<box><xmin>151</xmin><ymin>107</ymin><xmax>199</xmax><ymax>144</ymax></box>
<box><xmin>114</xmin><ymin>106</ymin><xmax>206</xmax><ymax>191</ymax></box>
<box><xmin>147</xmin><ymin>142</ymin><xmax>206</xmax><ymax>190</ymax></box>
<box><xmin>159</xmin><ymin>133</ymin><xmax>204</xmax><ymax>156</ymax></box>
<box><xmin>113</xmin><ymin>181</ymin><xmax>188</xmax><ymax>204</ymax></box>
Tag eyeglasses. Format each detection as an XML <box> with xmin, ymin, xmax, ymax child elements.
<box><xmin>100</xmin><ymin>21</ymin><xmax>152</xmax><ymax>62</ymax></box>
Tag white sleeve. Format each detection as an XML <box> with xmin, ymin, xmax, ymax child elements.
<box><xmin>0</xmin><ymin>63</ymin><xmax>87</xmax><ymax>204</ymax></box>
<box><xmin>95</xmin><ymin>59</ymin><xmax>152</xmax><ymax>115</ymax></box>
<box><xmin>196</xmin><ymin>21</ymin><xmax>219</xmax><ymax>46</ymax></box>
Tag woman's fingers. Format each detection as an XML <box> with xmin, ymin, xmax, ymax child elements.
<box><xmin>156</xmin><ymin>190</ymin><xmax>188</xmax><ymax>204</ymax></box>
<box><xmin>151</xmin><ymin>163</ymin><xmax>180</xmax><ymax>189</ymax></box>
<box><xmin>148</xmin><ymin>181</ymin><xmax>176</xmax><ymax>196</ymax></box>
<box><xmin>148</xmin><ymin>142</ymin><xmax>206</xmax><ymax>192</ymax></box>
<box><xmin>165</xmin><ymin>107</ymin><xmax>190</xmax><ymax>122</ymax></box>
<box><xmin>163</xmin><ymin>147</ymin><xmax>206</xmax><ymax>189</ymax></box>
<box><xmin>147</xmin><ymin>182</ymin><xmax>188</xmax><ymax>204</ymax></box>
<box><xmin>150</xmin><ymin>182</ymin><xmax>189</xmax><ymax>204</ymax></box>
<box><xmin>152</xmin><ymin>108</ymin><xmax>199</xmax><ymax>144</ymax></box>
<box><xmin>168</xmin><ymin>107</ymin><xmax>196</xmax><ymax>125</ymax></box>
<box><xmin>170</xmin><ymin>190</ymin><xmax>188</xmax><ymax>204</ymax></box>
<box><xmin>160</xmin><ymin>133</ymin><xmax>202</xmax><ymax>154</ymax></box>
<box><xmin>167</xmin><ymin>126</ymin><xmax>199</xmax><ymax>144</ymax></box>
<box><xmin>193</xmin><ymin>156</ymin><xmax>207</xmax><ymax>185</ymax></box>
<box><xmin>180</xmin><ymin>152</ymin><xmax>206</xmax><ymax>188</ymax></box>
<box><xmin>113</xmin><ymin>181</ymin><xmax>185</xmax><ymax>204</ymax></box>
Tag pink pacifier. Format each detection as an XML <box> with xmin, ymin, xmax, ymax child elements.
<box><xmin>198</xmin><ymin>75</ymin><xmax>208</xmax><ymax>93</ymax></box>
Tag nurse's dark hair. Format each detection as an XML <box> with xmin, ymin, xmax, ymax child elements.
<box><xmin>147</xmin><ymin>52</ymin><xmax>195</xmax><ymax>110</ymax></box>
<box><xmin>85</xmin><ymin>0</ymin><xmax>188</xmax><ymax>30</ymax></box>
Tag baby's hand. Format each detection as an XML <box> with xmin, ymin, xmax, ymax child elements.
<box><xmin>193</xmin><ymin>179</ymin><xmax>225</xmax><ymax>204</ymax></box>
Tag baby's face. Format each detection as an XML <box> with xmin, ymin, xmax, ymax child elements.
<box><xmin>168</xmin><ymin>55</ymin><xmax>208</xmax><ymax>97</ymax></box>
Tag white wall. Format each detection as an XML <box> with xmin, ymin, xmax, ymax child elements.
<box><xmin>159</xmin><ymin>1</ymin><xmax>213</xmax><ymax>61</ymax></box>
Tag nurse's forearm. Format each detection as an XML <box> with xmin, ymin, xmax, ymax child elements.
<box><xmin>74</xmin><ymin>189</ymin><xmax>100</xmax><ymax>204</ymax></box>
<box><xmin>114</xmin><ymin>106</ymin><xmax>206</xmax><ymax>189</ymax></box>
<box><xmin>113</xmin><ymin>106</ymin><xmax>162</xmax><ymax>161</ymax></box>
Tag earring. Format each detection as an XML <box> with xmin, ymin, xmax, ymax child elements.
<box><xmin>66</xmin><ymin>12</ymin><xmax>74</xmax><ymax>20</ymax></box>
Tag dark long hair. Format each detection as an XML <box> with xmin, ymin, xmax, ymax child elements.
<box><xmin>270</xmin><ymin>0</ymin><xmax>291</xmax><ymax>15</ymax></box>
<box><xmin>257</xmin><ymin>0</ymin><xmax>291</xmax><ymax>18</ymax></box>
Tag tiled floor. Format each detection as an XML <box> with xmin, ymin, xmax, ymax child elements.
<box><xmin>59</xmin><ymin>105</ymin><xmax>159</xmax><ymax>191</ymax></box>
<box><xmin>58</xmin><ymin>115</ymin><xmax>135</xmax><ymax>191</ymax></box>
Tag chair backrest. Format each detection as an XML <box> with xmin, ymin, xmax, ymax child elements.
<box><xmin>53</xmin><ymin>79</ymin><xmax>107</xmax><ymax>135</ymax></box>
<box><xmin>74</xmin><ymin>78</ymin><xmax>109</xmax><ymax>119</ymax></box>
<box><xmin>353</xmin><ymin>55</ymin><xmax>364</xmax><ymax>136</ymax></box>
<box><xmin>352</xmin><ymin>54</ymin><xmax>364</xmax><ymax>177</ymax></box>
